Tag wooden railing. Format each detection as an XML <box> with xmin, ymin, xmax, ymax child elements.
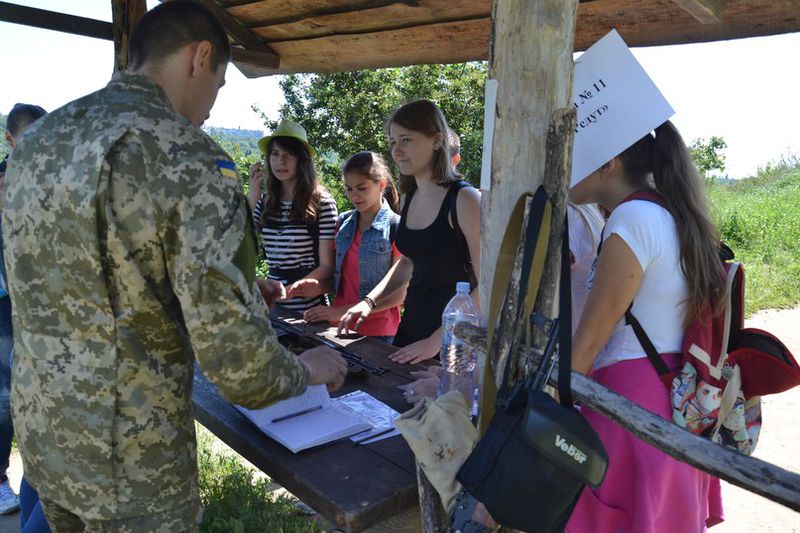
<box><xmin>455</xmin><ymin>322</ymin><xmax>800</xmax><ymax>513</ymax></box>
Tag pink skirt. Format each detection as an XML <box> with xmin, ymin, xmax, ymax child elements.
<box><xmin>566</xmin><ymin>355</ymin><xmax>724</xmax><ymax>533</ymax></box>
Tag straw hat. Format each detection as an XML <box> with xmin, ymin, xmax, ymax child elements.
<box><xmin>258</xmin><ymin>119</ymin><xmax>317</xmax><ymax>158</ymax></box>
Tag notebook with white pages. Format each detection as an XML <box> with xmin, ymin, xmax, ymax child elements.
<box><xmin>236</xmin><ymin>385</ymin><xmax>371</xmax><ymax>453</ymax></box>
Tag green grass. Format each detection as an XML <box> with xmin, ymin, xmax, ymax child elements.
<box><xmin>196</xmin><ymin>424</ymin><xmax>323</xmax><ymax>533</ymax></box>
<box><xmin>707</xmin><ymin>156</ymin><xmax>800</xmax><ymax>316</ymax></box>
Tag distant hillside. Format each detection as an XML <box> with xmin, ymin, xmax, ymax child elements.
<box><xmin>205</xmin><ymin>126</ymin><xmax>263</xmax><ymax>159</ymax></box>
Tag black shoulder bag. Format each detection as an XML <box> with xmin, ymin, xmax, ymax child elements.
<box><xmin>457</xmin><ymin>205</ymin><xmax>609</xmax><ymax>533</ymax></box>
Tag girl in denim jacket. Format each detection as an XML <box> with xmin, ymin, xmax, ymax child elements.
<box><xmin>304</xmin><ymin>152</ymin><xmax>403</xmax><ymax>342</ymax></box>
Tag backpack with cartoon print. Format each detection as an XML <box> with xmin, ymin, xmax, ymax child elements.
<box><xmin>621</xmin><ymin>191</ymin><xmax>800</xmax><ymax>455</ymax></box>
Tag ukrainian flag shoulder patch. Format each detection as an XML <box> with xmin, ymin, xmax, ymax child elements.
<box><xmin>216</xmin><ymin>159</ymin><xmax>238</xmax><ymax>180</ymax></box>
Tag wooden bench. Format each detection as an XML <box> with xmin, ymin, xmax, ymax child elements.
<box><xmin>192</xmin><ymin>308</ymin><xmax>425</xmax><ymax>532</ymax></box>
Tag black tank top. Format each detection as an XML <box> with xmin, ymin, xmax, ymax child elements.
<box><xmin>393</xmin><ymin>181</ymin><xmax>473</xmax><ymax>349</ymax></box>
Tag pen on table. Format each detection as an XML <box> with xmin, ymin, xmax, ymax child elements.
<box><xmin>354</xmin><ymin>427</ymin><xmax>395</xmax><ymax>444</ymax></box>
<box><xmin>271</xmin><ymin>405</ymin><xmax>323</xmax><ymax>423</ymax></box>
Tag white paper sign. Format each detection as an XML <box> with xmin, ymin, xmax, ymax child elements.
<box><xmin>480</xmin><ymin>78</ymin><xmax>499</xmax><ymax>191</ymax></box>
<box><xmin>570</xmin><ymin>30</ymin><xmax>674</xmax><ymax>187</ymax></box>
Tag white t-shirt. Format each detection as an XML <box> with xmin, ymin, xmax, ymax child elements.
<box><xmin>589</xmin><ymin>200</ymin><xmax>688</xmax><ymax>370</ymax></box>
<box><xmin>568</xmin><ymin>204</ymin><xmax>604</xmax><ymax>334</ymax></box>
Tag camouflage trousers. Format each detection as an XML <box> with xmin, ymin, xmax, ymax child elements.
<box><xmin>40</xmin><ymin>499</ymin><xmax>202</xmax><ymax>533</ymax></box>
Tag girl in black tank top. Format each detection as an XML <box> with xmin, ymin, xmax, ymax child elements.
<box><xmin>335</xmin><ymin>99</ymin><xmax>480</xmax><ymax>364</ymax></box>
<box><xmin>393</xmin><ymin>181</ymin><xmax>475</xmax><ymax>348</ymax></box>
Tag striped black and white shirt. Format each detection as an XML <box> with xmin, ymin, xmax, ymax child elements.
<box><xmin>253</xmin><ymin>193</ymin><xmax>337</xmax><ymax>311</ymax></box>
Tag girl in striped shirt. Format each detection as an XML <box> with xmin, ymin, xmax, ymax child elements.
<box><xmin>249</xmin><ymin>120</ymin><xmax>337</xmax><ymax>312</ymax></box>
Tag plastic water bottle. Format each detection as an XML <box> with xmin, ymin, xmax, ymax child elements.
<box><xmin>438</xmin><ymin>282</ymin><xmax>479</xmax><ymax>407</ymax></box>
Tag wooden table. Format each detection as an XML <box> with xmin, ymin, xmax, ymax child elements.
<box><xmin>192</xmin><ymin>308</ymin><xmax>424</xmax><ymax>532</ymax></box>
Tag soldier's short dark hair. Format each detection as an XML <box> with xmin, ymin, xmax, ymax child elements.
<box><xmin>7</xmin><ymin>104</ymin><xmax>47</xmax><ymax>138</ymax></box>
<box><xmin>127</xmin><ymin>1</ymin><xmax>231</xmax><ymax>71</ymax></box>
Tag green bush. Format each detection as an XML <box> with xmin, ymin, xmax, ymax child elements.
<box><xmin>707</xmin><ymin>159</ymin><xmax>800</xmax><ymax>315</ymax></box>
<box><xmin>197</xmin><ymin>425</ymin><xmax>322</xmax><ymax>533</ymax></box>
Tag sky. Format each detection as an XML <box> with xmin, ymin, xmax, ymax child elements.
<box><xmin>1</xmin><ymin>0</ymin><xmax>799</xmax><ymax>179</ymax></box>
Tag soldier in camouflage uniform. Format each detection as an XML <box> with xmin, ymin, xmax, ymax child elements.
<box><xmin>1</xmin><ymin>3</ymin><xmax>347</xmax><ymax>532</ymax></box>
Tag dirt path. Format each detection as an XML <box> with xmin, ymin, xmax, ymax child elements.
<box><xmin>715</xmin><ymin>307</ymin><xmax>800</xmax><ymax>532</ymax></box>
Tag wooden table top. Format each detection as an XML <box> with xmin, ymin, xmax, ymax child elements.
<box><xmin>192</xmin><ymin>307</ymin><xmax>426</xmax><ymax>532</ymax></box>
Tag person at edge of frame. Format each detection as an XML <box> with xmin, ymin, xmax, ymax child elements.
<box><xmin>1</xmin><ymin>2</ymin><xmax>346</xmax><ymax>532</ymax></box>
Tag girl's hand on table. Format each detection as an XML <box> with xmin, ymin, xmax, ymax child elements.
<box><xmin>303</xmin><ymin>305</ymin><xmax>345</xmax><ymax>324</ymax></box>
<box><xmin>337</xmin><ymin>300</ymin><xmax>373</xmax><ymax>336</ymax></box>
<box><xmin>390</xmin><ymin>334</ymin><xmax>440</xmax><ymax>364</ymax></box>
<box><xmin>399</xmin><ymin>367</ymin><xmax>441</xmax><ymax>404</ymax></box>
<box><xmin>286</xmin><ymin>278</ymin><xmax>324</xmax><ymax>298</ymax></box>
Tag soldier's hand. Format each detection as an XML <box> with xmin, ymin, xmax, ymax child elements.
<box><xmin>299</xmin><ymin>346</ymin><xmax>347</xmax><ymax>392</ymax></box>
<box><xmin>256</xmin><ymin>278</ymin><xmax>287</xmax><ymax>309</ymax></box>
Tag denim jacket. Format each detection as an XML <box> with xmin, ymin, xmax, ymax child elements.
<box><xmin>333</xmin><ymin>199</ymin><xmax>400</xmax><ymax>299</ymax></box>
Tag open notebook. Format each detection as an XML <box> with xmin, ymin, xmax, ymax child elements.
<box><xmin>236</xmin><ymin>385</ymin><xmax>371</xmax><ymax>453</ymax></box>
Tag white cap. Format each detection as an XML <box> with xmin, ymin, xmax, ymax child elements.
<box><xmin>456</xmin><ymin>281</ymin><xmax>471</xmax><ymax>294</ymax></box>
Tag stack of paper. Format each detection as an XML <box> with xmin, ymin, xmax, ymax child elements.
<box><xmin>338</xmin><ymin>390</ymin><xmax>401</xmax><ymax>445</ymax></box>
<box><xmin>236</xmin><ymin>385</ymin><xmax>370</xmax><ymax>453</ymax></box>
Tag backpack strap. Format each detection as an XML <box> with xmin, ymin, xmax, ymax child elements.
<box><xmin>449</xmin><ymin>180</ymin><xmax>478</xmax><ymax>288</ymax></box>
<box><xmin>603</xmin><ymin>190</ymin><xmax>672</xmax><ymax>384</ymax></box>
<box><xmin>624</xmin><ymin>308</ymin><xmax>672</xmax><ymax>384</ymax></box>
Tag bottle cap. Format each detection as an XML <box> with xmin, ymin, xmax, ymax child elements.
<box><xmin>456</xmin><ymin>281</ymin><xmax>471</xmax><ymax>294</ymax></box>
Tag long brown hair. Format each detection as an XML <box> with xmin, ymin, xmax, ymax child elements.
<box><xmin>619</xmin><ymin>120</ymin><xmax>726</xmax><ymax>324</ymax></box>
<box><xmin>342</xmin><ymin>151</ymin><xmax>400</xmax><ymax>213</ymax></box>
<box><xmin>259</xmin><ymin>136</ymin><xmax>322</xmax><ymax>228</ymax></box>
<box><xmin>387</xmin><ymin>99</ymin><xmax>462</xmax><ymax>194</ymax></box>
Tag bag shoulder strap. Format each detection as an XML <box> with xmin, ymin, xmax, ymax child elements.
<box><xmin>624</xmin><ymin>308</ymin><xmax>672</xmax><ymax>379</ymax></box>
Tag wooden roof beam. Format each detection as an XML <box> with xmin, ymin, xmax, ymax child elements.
<box><xmin>672</xmin><ymin>0</ymin><xmax>727</xmax><ymax>24</ymax></box>
<box><xmin>170</xmin><ymin>0</ymin><xmax>280</xmax><ymax>70</ymax></box>
<box><xmin>0</xmin><ymin>1</ymin><xmax>113</xmax><ymax>40</ymax></box>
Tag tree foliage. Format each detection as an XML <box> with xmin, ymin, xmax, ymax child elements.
<box><xmin>689</xmin><ymin>135</ymin><xmax>727</xmax><ymax>180</ymax></box>
<box><xmin>256</xmin><ymin>63</ymin><xmax>488</xmax><ymax>197</ymax></box>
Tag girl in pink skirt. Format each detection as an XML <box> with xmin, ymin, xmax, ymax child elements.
<box><xmin>567</xmin><ymin>120</ymin><xmax>725</xmax><ymax>532</ymax></box>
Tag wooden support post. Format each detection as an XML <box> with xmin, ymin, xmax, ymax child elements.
<box><xmin>672</xmin><ymin>0</ymin><xmax>727</xmax><ymax>24</ymax></box>
<box><xmin>417</xmin><ymin>465</ymin><xmax>445</xmax><ymax>532</ymax></box>
<box><xmin>112</xmin><ymin>0</ymin><xmax>146</xmax><ymax>72</ymax></box>
<box><xmin>480</xmin><ymin>0</ymin><xmax>578</xmax><ymax>383</ymax></box>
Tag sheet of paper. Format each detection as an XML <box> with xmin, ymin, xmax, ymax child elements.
<box><xmin>337</xmin><ymin>390</ymin><xmax>401</xmax><ymax>444</ymax></box>
<box><xmin>236</xmin><ymin>389</ymin><xmax>371</xmax><ymax>453</ymax></box>
<box><xmin>480</xmin><ymin>78</ymin><xmax>499</xmax><ymax>191</ymax></box>
<box><xmin>570</xmin><ymin>29</ymin><xmax>674</xmax><ymax>187</ymax></box>
<box><xmin>258</xmin><ymin>404</ymin><xmax>371</xmax><ymax>453</ymax></box>
<box><xmin>237</xmin><ymin>385</ymin><xmax>329</xmax><ymax>426</ymax></box>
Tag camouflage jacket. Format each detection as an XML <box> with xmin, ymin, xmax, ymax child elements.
<box><xmin>1</xmin><ymin>72</ymin><xmax>309</xmax><ymax>521</ymax></box>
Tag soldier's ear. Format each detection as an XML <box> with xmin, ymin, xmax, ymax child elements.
<box><xmin>189</xmin><ymin>40</ymin><xmax>213</xmax><ymax>78</ymax></box>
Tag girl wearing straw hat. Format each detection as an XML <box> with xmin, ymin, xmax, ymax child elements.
<box><xmin>249</xmin><ymin>119</ymin><xmax>338</xmax><ymax>312</ymax></box>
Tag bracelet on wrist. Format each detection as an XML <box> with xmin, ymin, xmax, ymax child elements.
<box><xmin>363</xmin><ymin>296</ymin><xmax>376</xmax><ymax>310</ymax></box>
